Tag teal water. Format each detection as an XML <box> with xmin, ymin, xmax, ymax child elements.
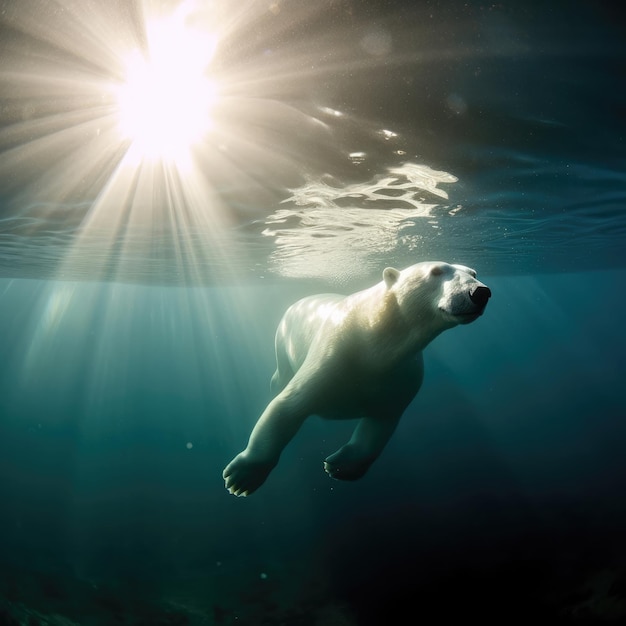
<box><xmin>1</xmin><ymin>273</ymin><xmax>625</xmax><ymax>624</ymax></box>
<box><xmin>1</xmin><ymin>0</ymin><xmax>626</xmax><ymax>624</ymax></box>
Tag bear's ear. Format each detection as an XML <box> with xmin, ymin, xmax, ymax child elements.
<box><xmin>383</xmin><ymin>267</ymin><xmax>400</xmax><ymax>288</ymax></box>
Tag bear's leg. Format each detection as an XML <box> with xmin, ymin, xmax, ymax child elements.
<box><xmin>324</xmin><ymin>415</ymin><xmax>401</xmax><ymax>481</ymax></box>
<box><xmin>270</xmin><ymin>337</ymin><xmax>294</xmax><ymax>395</ymax></box>
<box><xmin>222</xmin><ymin>452</ymin><xmax>278</xmax><ymax>497</ymax></box>
<box><xmin>223</xmin><ymin>391</ymin><xmax>309</xmax><ymax>496</ymax></box>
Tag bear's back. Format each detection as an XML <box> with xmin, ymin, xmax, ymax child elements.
<box><xmin>278</xmin><ymin>294</ymin><xmax>346</xmax><ymax>370</ymax></box>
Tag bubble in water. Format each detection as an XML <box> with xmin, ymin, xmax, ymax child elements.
<box><xmin>360</xmin><ymin>28</ymin><xmax>393</xmax><ymax>57</ymax></box>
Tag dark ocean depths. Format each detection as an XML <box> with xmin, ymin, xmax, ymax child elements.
<box><xmin>1</xmin><ymin>0</ymin><xmax>625</xmax><ymax>624</ymax></box>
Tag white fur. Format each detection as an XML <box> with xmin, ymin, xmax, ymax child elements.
<box><xmin>223</xmin><ymin>261</ymin><xmax>490</xmax><ymax>496</ymax></box>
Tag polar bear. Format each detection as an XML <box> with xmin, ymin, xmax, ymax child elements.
<box><xmin>223</xmin><ymin>261</ymin><xmax>491</xmax><ymax>496</ymax></box>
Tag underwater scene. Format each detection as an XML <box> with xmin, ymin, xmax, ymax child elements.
<box><xmin>1</xmin><ymin>0</ymin><xmax>625</xmax><ymax>624</ymax></box>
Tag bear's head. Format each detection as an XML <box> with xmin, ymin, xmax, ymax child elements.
<box><xmin>382</xmin><ymin>261</ymin><xmax>491</xmax><ymax>335</ymax></box>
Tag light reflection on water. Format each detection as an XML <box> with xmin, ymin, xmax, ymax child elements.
<box><xmin>0</xmin><ymin>0</ymin><xmax>625</xmax><ymax>285</ymax></box>
<box><xmin>263</xmin><ymin>163</ymin><xmax>459</xmax><ymax>283</ymax></box>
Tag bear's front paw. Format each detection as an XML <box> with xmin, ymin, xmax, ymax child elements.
<box><xmin>324</xmin><ymin>444</ymin><xmax>373</xmax><ymax>481</ymax></box>
<box><xmin>223</xmin><ymin>451</ymin><xmax>277</xmax><ymax>497</ymax></box>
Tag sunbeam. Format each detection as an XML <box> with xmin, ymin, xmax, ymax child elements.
<box><xmin>0</xmin><ymin>0</ymin><xmax>356</xmax><ymax>284</ymax></box>
<box><xmin>113</xmin><ymin>5</ymin><xmax>218</xmax><ymax>167</ymax></box>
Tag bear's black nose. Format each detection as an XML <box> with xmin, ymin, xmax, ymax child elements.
<box><xmin>469</xmin><ymin>285</ymin><xmax>491</xmax><ymax>307</ymax></box>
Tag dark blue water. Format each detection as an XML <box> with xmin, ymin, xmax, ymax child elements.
<box><xmin>1</xmin><ymin>1</ymin><xmax>626</xmax><ymax>624</ymax></box>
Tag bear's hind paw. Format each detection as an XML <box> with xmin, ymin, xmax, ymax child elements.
<box><xmin>323</xmin><ymin>445</ymin><xmax>373</xmax><ymax>481</ymax></box>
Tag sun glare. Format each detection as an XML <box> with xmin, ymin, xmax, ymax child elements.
<box><xmin>0</xmin><ymin>0</ymin><xmax>369</xmax><ymax>284</ymax></box>
<box><xmin>115</xmin><ymin>10</ymin><xmax>217</xmax><ymax>166</ymax></box>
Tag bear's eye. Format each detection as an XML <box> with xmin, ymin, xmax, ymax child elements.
<box><xmin>430</xmin><ymin>265</ymin><xmax>444</xmax><ymax>277</ymax></box>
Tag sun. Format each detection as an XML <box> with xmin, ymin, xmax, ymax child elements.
<box><xmin>114</xmin><ymin>7</ymin><xmax>217</xmax><ymax>166</ymax></box>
